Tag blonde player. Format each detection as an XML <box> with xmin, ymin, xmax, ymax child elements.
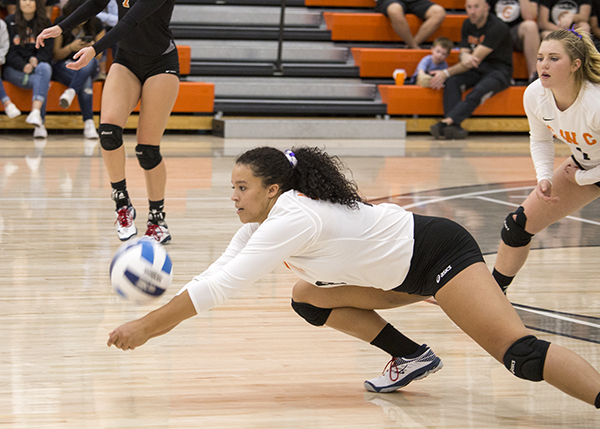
<box><xmin>493</xmin><ymin>28</ymin><xmax>600</xmax><ymax>293</ymax></box>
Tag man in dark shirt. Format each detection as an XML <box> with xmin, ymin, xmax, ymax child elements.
<box><xmin>429</xmin><ymin>0</ymin><xmax>513</xmax><ymax>139</ymax></box>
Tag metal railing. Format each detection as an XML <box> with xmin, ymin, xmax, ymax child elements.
<box><xmin>274</xmin><ymin>0</ymin><xmax>286</xmax><ymax>75</ymax></box>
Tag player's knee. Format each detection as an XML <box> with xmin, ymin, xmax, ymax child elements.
<box><xmin>291</xmin><ymin>299</ymin><xmax>332</xmax><ymax>326</ymax></box>
<box><xmin>503</xmin><ymin>335</ymin><xmax>550</xmax><ymax>381</ymax></box>
<box><xmin>501</xmin><ymin>206</ymin><xmax>534</xmax><ymax>247</ymax></box>
<box><xmin>99</xmin><ymin>124</ymin><xmax>123</xmax><ymax>151</ymax></box>
<box><xmin>135</xmin><ymin>144</ymin><xmax>162</xmax><ymax>170</ymax></box>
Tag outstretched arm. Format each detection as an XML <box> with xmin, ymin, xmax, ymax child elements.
<box><xmin>107</xmin><ymin>290</ymin><xmax>197</xmax><ymax>351</ymax></box>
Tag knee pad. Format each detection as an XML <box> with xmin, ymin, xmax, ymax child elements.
<box><xmin>503</xmin><ymin>335</ymin><xmax>550</xmax><ymax>381</ymax></box>
<box><xmin>291</xmin><ymin>299</ymin><xmax>332</xmax><ymax>326</ymax></box>
<box><xmin>135</xmin><ymin>144</ymin><xmax>162</xmax><ymax>170</ymax></box>
<box><xmin>501</xmin><ymin>206</ymin><xmax>534</xmax><ymax>247</ymax></box>
<box><xmin>99</xmin><ymin>124</ymin><xmax>123</xmax><ymax>151</ymax></box>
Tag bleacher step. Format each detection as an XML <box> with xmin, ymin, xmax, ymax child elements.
<box><xmin>178</xmin><ymin>39</ymin><xmax>350</xmax><ymax>62</ymax></box>
<box><xmin>214</xmin><ymin>98</ymin><xmax>386</xmax><ymax>115</ymax></box>
<box><xmin>189</xmin><ymin>76</ymin><xmax>376</xmax><ymax>99</ymax></box>
<box><xmin>189</xmin><ymin>61</ymin><xmax>360</xmax><ymax>77</ymax></box>
<box><xmin>171</xmin><ymin>5</ymin><xmax>323</xmax><ymax>26</ymax></box>
<box><xmin>213</xmin><ymin>118</ymin><xmax>405</xmax><ymax>138</ymax></box>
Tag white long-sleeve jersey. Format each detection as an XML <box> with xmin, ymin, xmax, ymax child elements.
<box><xmin>524</xmin><ymin>79</ymin><xmax>600</xmax><ymax>186</ymax></box>
<box><xmin>178</xmin><ymin>190</ymin><xmax>415</xmax><ymax>313</ymax></box>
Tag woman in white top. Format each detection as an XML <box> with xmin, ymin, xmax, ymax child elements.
<box><xmin>107</xmin><ymin>146</ymin><xmax>600</xmax><ymax>406</ymax></box>
<box><xmin>493</xmin><ymin>29</ymin><xmax>600</xmax><ymax>294</ymax></box>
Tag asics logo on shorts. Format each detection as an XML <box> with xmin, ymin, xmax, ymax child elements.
<box><xmin>436</xmin><ymin>265</ymin><xmax>452</xmax><ymax>283</ymax></box>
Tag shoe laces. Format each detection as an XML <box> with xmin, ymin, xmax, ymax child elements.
<box><xmin>115</xmin><ymin>207</ymin><xmax>133</xmax><ymax>227</ymax></box>
<box><xmin>144</xmin><ymin>223</ymin><xmax>165</xmax><ymax>241</ymax></box>
<box><xmin>382</xmin><ymin>357</ymin><xmax>406</xmax><ymax>382</ymax></box>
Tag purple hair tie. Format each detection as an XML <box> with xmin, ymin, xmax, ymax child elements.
<box><xmin>568</xmin><ymin>25</ymin><xmax>583</xmax><ymax>40</ymax></box>
<box><xmin>284</xmin><ymin>150</ymin><xmax>298</xmax><ymax>168</ymax></box>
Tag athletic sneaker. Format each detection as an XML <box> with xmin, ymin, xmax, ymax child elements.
<box><xmin>4</xmin><ymin>102</ymin><xmax>21</xmax><ymax>119</ymax></box>
<box><xmin>144</xmin><ymin>211</ymin><xmax>171</xmax><ymax>244</ymax></box>
<box><xmin>33</xmin><ymin>125</ymin><xmax>48</xmax><ymax>139</ymax></box>
<box><xmin>59</xmin><ymin>88</ymin><xmax>77</xmax><ymax>109</ymax></box>
<box><xmin>364</xmin><ymin>344</ymin><xmax>443</xmax><ymax>393</ymax></box>
<box><xmin>83</xmin><ymin>119</ymin><xmax>99</xmax><ymax>139</ymax></box>
<box><xmin>26</xmin><ymin>109</ymin><xmax>43</xmax><ymax>127</ymax></box>
<box><xmin>114</xmin><ymin>205</ymin><xmax>137</xmax><ymax>241</ymax></box>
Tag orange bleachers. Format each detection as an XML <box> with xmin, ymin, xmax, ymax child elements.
<box><xmin>3</xmin><ymin>81</ymin><xmax>103</xmax><ymax>113</ymax></box>
<box><xmin>352</xmin><ymin>48</ymin><xmax>529</xmax><ymax>80</ymax></box>
<box><xmin>0</xmin><ymin>45</ymin><xmax>214</xmax><ymax>117</ymax></box>
<box><xmin>378</xmin><ymin>85</ymin><xmax>526</xmax><ymax>116</ymax></box>
<box><xmin>322</xmin><ymin>12</ymin><xmax>465</xmax><ymax>42</ymax></box>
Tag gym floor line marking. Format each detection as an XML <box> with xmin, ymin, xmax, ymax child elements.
<box><xmin>400</xmin><ymin>186</ymin><xmax>533</xmax><ymax>210</ymax></box>
<box><xmin>474</xmin><ymin>195</ymin><xmax>600</xmax><ymax>227</ymax></box>
<box><xmin>513</xmin><ymin>304</ymin><xmax>600</xmax><ymax>330</ymax></box>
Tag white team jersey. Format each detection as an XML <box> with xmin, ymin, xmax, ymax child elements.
<box><xmin>524</xmin><ymin>79</ymin><xmax>600</xmax><ymax>185</ymax></box>
<box><xmin>179</xmin><ymin>190</ymin><xmax>415</xmax><ymax>313</ymax></box>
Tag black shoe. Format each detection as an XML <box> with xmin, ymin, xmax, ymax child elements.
<box><xmin>443</xmin><ymin>124</ymin><xmax>468</xmax><ymax>140</ymax></box>
<box><xmin>430</xmin><ymin>122</ymin><xmax>447</xmax><ymax>139</ymax></box>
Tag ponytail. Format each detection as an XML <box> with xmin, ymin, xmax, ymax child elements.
<box><xmin>235</xmin><ymin>146</ymin><xmax>364</xmax><ymax>209</ymax></box>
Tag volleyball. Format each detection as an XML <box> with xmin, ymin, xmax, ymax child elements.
<box><xmin>110</xmin><ymin>238</ymin><xmax>173</xmax><ymax>303</ymax></box>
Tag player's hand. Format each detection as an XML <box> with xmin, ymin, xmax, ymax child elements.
<box><xmin>535</xmin><ymin>179</ymin><xmax>559</xmax><ymax>204</ymax></box>
<box><xmin>36</xmin><ymin>25</ymin><xmax>62</xmax><ymax>48</ymax></box>
<box><xmin>107</xmin><ymin>319</ymin><xmax>150</xmax><ymax>351</ymax></box>
<box><xmin>67</xmin><ymin>46</ymin><xmax>95</xmax><ymax>70</ymax></box>
<box><xmin>429</xmin><ymin>70</ymin><xmax>446</xmax><ymax>90</ymax></box>
<box><xmin>563</xmin><ymin>162</ymin><xmax>580</xmax><ymax>184</ymax></box>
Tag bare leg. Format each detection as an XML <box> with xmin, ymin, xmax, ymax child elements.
<box><xmin>413</xmin><ymin>5</ymin><xmax>446</xmax><ymax>46</ymax></box>
<box><xmin>518</xmin><ymin>20</ymin><xmax>541</xmax><ymax>79</ymax></box>
<box><xmin>386</xmin><ymin>4</ymin><xmax>420</xmax><ymax>49</ymax></box>
<box><xmin>136</xmin><ymin>74</ymin><xmax>179</xmax><ymax>202</ymax></box>
<box><xmin>494</xmin><ymin>157</ymin><xmax>600</xmax><ymax>277</ymax></box>
<box><xmin>292</xmin><ymin>280</ymin><xmax>428</xmax><ymax>342</ymax></box>
<box><xmin>99</xmin><ymin>64</ymin><xmax>142</xmax><ymax>183</ymax></box>
<box><xmin>436</xmin><ymin>262</ymin><xmax>600</xmax><ymax>405</ymax></box>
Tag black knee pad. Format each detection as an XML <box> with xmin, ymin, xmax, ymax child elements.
<box><xmin>503</xmin><ymin>335</ymin><xmax>550</xmax><ymax>382</ymax></box>
<box><xmin>291</xmin><ymin>299</ymin><xmax>332</xmax><ymax>326</ymax></box>
<box><xmin>135</xmin><ymin>144</ymin><xmax>162</xmax><ymax>170</ymax></box>
<box><xmin>99</xmin><ymin>124</ymin><xmax>123</xmax><ymax>151</ymax></box>
<box><xmin>501</xmin><ymin>206</ymin><xmax>534</xmax><ymax>247</ymax></box>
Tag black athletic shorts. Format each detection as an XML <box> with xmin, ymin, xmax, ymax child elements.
<box><xmin>375</xmin><ymin>0</ymin><xmax>435</xmax><ymax>20</ymax></box>
<box><xmin>570</xmin><ymin>155</ymin><xmax>600</xmax><ymax>187</ymax></box>
<box><xmin>113</xmin><ymin>46</ymin><xmax>180</xmax><ymax>84</ymax></box>
<box><xmin>393</xmin><ymin>214</ymin><xmax>485</xmax><ymax>297</ymax></box>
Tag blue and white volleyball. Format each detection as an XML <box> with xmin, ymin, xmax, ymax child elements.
<box><xmin>110</xmin><ymin>238</ymin><xmax>173</xmax><ymax>303</ymax></box>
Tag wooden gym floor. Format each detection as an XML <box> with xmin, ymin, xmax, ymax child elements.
<box><xmin>1</xmin><ymin>131</ymin><xmax>599</xmax><ymax>428</ymax></box>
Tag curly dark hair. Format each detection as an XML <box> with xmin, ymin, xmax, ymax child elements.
<box><xmin>235</xmin><ymin>146</ymin><xmax>364</xmax><ymax>209</ymax></box>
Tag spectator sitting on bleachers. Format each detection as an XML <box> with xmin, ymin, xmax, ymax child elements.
<box><xmin>534</xmin><ymin>0</ymin><xmax>591</xmax><ymax>38</ymax></box>
<box><xmin>94</xmin><ymin>0</ymin><xmax>116</xmax><ymax>80</ymax></box>
<box><xmin>3</xmin><ymin>0</ymin><xmax>59</xmax><ymax>20</ymax></box>
<box><xmin>428</xmin><ymin>0</ymin><xmax>513</xmax><ymax>139</ymax></box>
<box><xmin>51</xmin><ymin>0</ymin><xmax>104</xmax><ymax>138</ymax></box>
<box><xmin>407</xmin><ymin>36</ymin><xmax>453</xmax><ymax>86</ymax></box>
<box><xmin>590</xmin><ymin>0</ymin><xmax>600</xmax><ymax>48</ymax></box>
<box><xmin>374</xmin><ymin>0</ymin><xmax>446</xmax><ymax>49</ymax></box>
<box><xmin>0</xmin><ymin>16</ymin><xmax>21</xmax><ymax>118</ymax></box>
<box><xmin>489</xmin><ymin>0</ymin><xmax>541</xmax><ymax>83</ymax></box>
<box><xmin>4</xmin><ymin>0</ymin><xmax>54</xmax><ymax>138</ymax></box>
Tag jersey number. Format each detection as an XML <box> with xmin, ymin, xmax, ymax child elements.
<box><xmin>576</xmin><ymin>147</ymin><xmax>590</xmax><ymax>161</ymax></box>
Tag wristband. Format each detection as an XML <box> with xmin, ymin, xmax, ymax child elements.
<box><xmin>443</xmin><ymin>69</ymin><xmax>450</xmax><ymax>78</ymax></box>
